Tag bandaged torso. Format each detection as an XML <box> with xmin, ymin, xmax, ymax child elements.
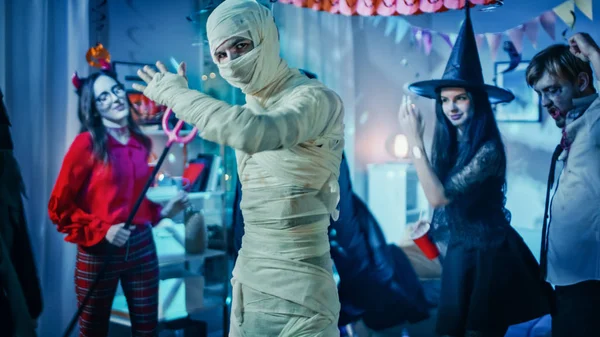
<box><xmin>143</xmin><ymin>69</ymin><xmax>345</xmax><ymax>334</ymax></box>
<box><xmin>232</xmin><ymin>73</ymin><xmax>343</xmax><ymax>320</ymax></box>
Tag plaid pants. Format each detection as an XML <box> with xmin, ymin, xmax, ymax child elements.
<box><xmin>75</xmin><ymin>224</ymin><xmax>159</xmax><ymax>337</ymax></box>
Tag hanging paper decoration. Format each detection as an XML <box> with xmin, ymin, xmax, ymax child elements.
<box><xmin>502</xmin><ymin>41</ymin><xmax>522</xmax><ymax>73</ymax></box>
<box><xmin>475</xmin><ymin>34</ymin><xmax>485</xmax><ymax>50</ymax></box>
<box><xmin>361</xmin><ymin>0</ymin><xmax>593</xmax><ymax>59</ymax></box>
<box><xmin>539</xmin><ymin>11</ymin><xmax>557</xmax><ymax>40</ymax></box>
<box><xmin>445</xmin><ymin>0</ymin><xmax>467</xmax><ymax>10</ymax></box>
<box><xmin>395</xmin><ymin>19</ymin><xmax>411</xmax><ymax>44</ymax></box>
<box><xmin>553</xmin><ymin>1</ymin><xmax>575</xmax><ymax>27</ymax></box>
<box><xmin>384</xmin><ymin>17</ymin><xmax>397</xmax><ymax>37</ymax></box>
<box><xmin>397</xmin><ymin>0</ymin><xmax>421</xmax><ymax>16</ymax></box>
<box><xmin>339</xmin><ymin>0</ymin><xmax>355</xmax><ymax>16</ymax></box>
<box><xmin>449</xmin><ymin>33</ymin><xmax>459</xmax><ymax>46</ymax></box>
<box><xmin>309</xmin><ymin>0</ymin><xmax>322</xmax><ymax>11</ymax></box>
<box><xmin>422</xmin><ymin>30</ymin><xmax>433</xmax><ymax>55</ymax></box>
<box><xmin>357</xmin><ymin>0</ymin><xmax>376</xmax><ymax>16</ymax></box>
<box><xmin>278</xmin><ymin>0</ymin><xmax>500</xmax><ymax>16</ymax></box>
<box><xmin>371</xmin><ymin>16</ymin><xmax>384</xmax><ymax>28</ymax></box>
<box><xmin>86</xmin><ymin>43</ymin><xmax>111</xmax><ymax>69</ymax></box>
<box><xmin>557</xmin><ymin>6</ymin><xmax>577</xmax><ymax>41</ymax></box>
<box><xmin>376</xmin><ymin>0</ymin><xmax>397</xmax><ymax>16</ymax></box>
<box><xmin>574</xmin><ymin>0</ymin><xmax>593</xmax><ymax>20</ymax></box>
<box><xmin>485</xmin><ymin>33</ymin><xmax>503</xmax><ymax>61</ymax></box>
<box><xmin>523</xmin><ymin>18</ymin><xmax>540</xmax><ymax>48</ymax></box>
<box><xmin>413</xmin><ymin>27</ymin><xmax>423</xmax><ymax>48</ymax></box>
<box><xmin>507</xmin><ymin>25</ymin><xmax>525</xmax><ymax>54</ymax></box>
<box><xmin>420</xmin><ymin>0</ymin><xmax>445</xmax><ymax>13</ymax></box>
<box><xmin>439</xmin><ymin>33</ymin><xmax>454</xmax><ymax>48</ymax></box>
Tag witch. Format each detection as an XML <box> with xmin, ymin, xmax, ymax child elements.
<box><xmin>398</xmin><ymin>6</ymin><xmax>551</xmax><ymax>337</ymax></box>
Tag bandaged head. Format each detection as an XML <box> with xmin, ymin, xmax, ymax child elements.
<box><xmin>206</xmin><ymin>0</ymin><xmax>288</xmax><ymax>95</ymax></box>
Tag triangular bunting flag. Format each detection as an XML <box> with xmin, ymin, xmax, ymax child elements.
<box><xmin>553</xmin><ymin>0</ymin><xmax>575</xmax><ymax>27</ymax></box>
<box><xmin>413</xmin><ymin>27</ymin><xmax>423</xmax><ymax>48</ymax></box>
<box><xmin>438</xmin><ymin>33</ymin><xmax>454</xmax><ymax>48</ymax></box>
<box><xmin>371</xmin><ymin>16</ymin><xmax>383</xmax><ymax>28</ymax></box>
<box><xmin>475</xmin><ymin>34</ymin><xmax>485</xmax><ymax>50</ymax></box>
<box><xmin>423</xmin><ymin>30</ymin><xmax>433</xmax><ymax>55</ymax></box>
<box><xmin>384</xmin><ymin>17</ymin><xmax>396</xmax><ymax>37</ymax></box>
<box><xmin>574</xmin><ymin>0</ymin><xmax>592</xmax><ymax>20</ymax></box>
<box><xmin>507</xmin><ymin>25</ymin><xmax>525</xmax><ymax>54</ymax></box>
<box><xmin>539</xmin><ymin>11</ymin><xmax>557</xmax><ymax>40</ymax></box>
<box><xmin>486</xmin><ymin>33</ymin><xmax>503</xmax><ymax>61</ymax></box>
<box><xmin>395</xmin><ymin>19</ymin><xmax>410</xmax><ymax>44</ymax></box>
<box><xmin>372</xmin><ymin>1</ymin><xmax>587</xmax><ymax>57</ymax></box>
<box><xmin>449</xmin><ymin>33</ymin><xmax>459</xmax><ymax>46</ymax></box>
<box><xmin>524</xmin><ymin>18</ymin><xmax>540</xmax><ymax>49</ymax></box>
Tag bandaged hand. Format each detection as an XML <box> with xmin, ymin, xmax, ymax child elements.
<box><xmin>133</xmin><ymin>61</ymin><xmax>189</xmax><ymax>105</ymax></box>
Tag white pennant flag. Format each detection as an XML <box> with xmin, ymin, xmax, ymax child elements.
<box><xmin>449</xmin><ymin>33</ymin><xmax>459</xmax><ymax>45</ymax></box>
<box><xmin>371</xmin><ymin>16</ymin><xmax>383</xmax><ymax>28</ymax></box>
<box><xmin>395</xmin><ymin>19</ymin><xmax>410</xmax><ymax>44</ymax></box>
<box><xmin>574</xmin><ymin>0</ymin><xmax>593</xmax><ymax>20</ymax></box>
<box><xmin>384</xmin><ymin>17</ymin><xmax>396</xmax><ymax>37</ymax></box>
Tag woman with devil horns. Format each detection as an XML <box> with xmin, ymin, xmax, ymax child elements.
<box><xmin>48</xmin><ymin>44</ymin><xmax>189</xmax><ymax>337</ymax></box>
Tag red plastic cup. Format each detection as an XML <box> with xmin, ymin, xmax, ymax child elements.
<box><xmin>410</xmin><ymin>221</ymin><xmax>440</xmax><ymax>260</ymax></box>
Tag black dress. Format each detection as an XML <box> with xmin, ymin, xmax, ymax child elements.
<box><xmin>431</xmin><ymin>141</ymin><xmax>551</xmax><ymax>336</ymax></box>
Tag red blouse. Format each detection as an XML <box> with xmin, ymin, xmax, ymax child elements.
<box><xmin>48</xmin><ymin>132</ymin><xmax>162</xmax><ymax>247</ymax></box>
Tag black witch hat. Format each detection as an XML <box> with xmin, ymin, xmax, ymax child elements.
<box><xmin>409</xmin><ymin>4</ymin><xmax>514</xmax><ymax>104</ymax></box>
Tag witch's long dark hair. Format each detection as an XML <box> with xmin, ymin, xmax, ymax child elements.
<box><xmin>75</xmin><ymin>71</ymin><xmax>151</xmax><ymax>162</ymax></box>
<box><xmin>431</xmin><ymin>89</ymin><xmax>507</xmax><ymax>186</ymax></box>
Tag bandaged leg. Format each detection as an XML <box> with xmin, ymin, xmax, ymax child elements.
<box><xmin>230</xmin><ymin>249</ymin><xmax>340</xmax><ymax>337</ymax></box>
<box><xmin>230</xmin><ymin>281</ymin><xmax>338</xmax><ymax>337</ymax></box>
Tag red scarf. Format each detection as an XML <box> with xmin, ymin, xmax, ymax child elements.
<box><xmin>560</xmin><ymin>127</ymin><xmax>571</xmax><ymax>151</ymax></box>
<box><xmin>549</xmin><ymin>109</ymin><xmax>571</xmax><ymax>151</ymax></box>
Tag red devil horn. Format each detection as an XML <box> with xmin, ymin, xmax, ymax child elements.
<box><xmin>71</xmin><ymin>71</ymin><xmax>83</xmax><ymax>90</ymax></box>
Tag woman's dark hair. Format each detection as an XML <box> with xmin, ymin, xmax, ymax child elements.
<box><xmin>431</xmin><ymin>88</ymin><xmax>507</xmax><ymax>184</ymax></box>
<box><xmin>76</xmin><ymin>71</ymin><xmax>151</xmax><ymax>162</ymax></box>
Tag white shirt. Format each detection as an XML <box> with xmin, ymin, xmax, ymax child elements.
<box><xmin>547</xmin><ymin>94</ymin><xmax>600</xmax><ymax>286</ymax></box>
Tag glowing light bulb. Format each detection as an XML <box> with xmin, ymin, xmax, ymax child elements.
<box><xmin>393</xmin><ymin>134</ymin><xmax>409</xmax><ymax>158</ymax></box>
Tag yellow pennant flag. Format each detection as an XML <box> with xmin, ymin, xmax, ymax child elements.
<box><xmin>574</xmin><ymin>0</ymin><xmax>593</xmax><ymax>20</ymax></box>
<box><xmin>553</xmin><ymin>0</ymin><xmax>576</xmax><ymax>27</ymax></box>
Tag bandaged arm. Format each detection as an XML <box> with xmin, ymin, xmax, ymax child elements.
<box><xmin>144</xmin><ymin>73</ymin><xmax>342</xmax><ymax>154</ymax></box>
